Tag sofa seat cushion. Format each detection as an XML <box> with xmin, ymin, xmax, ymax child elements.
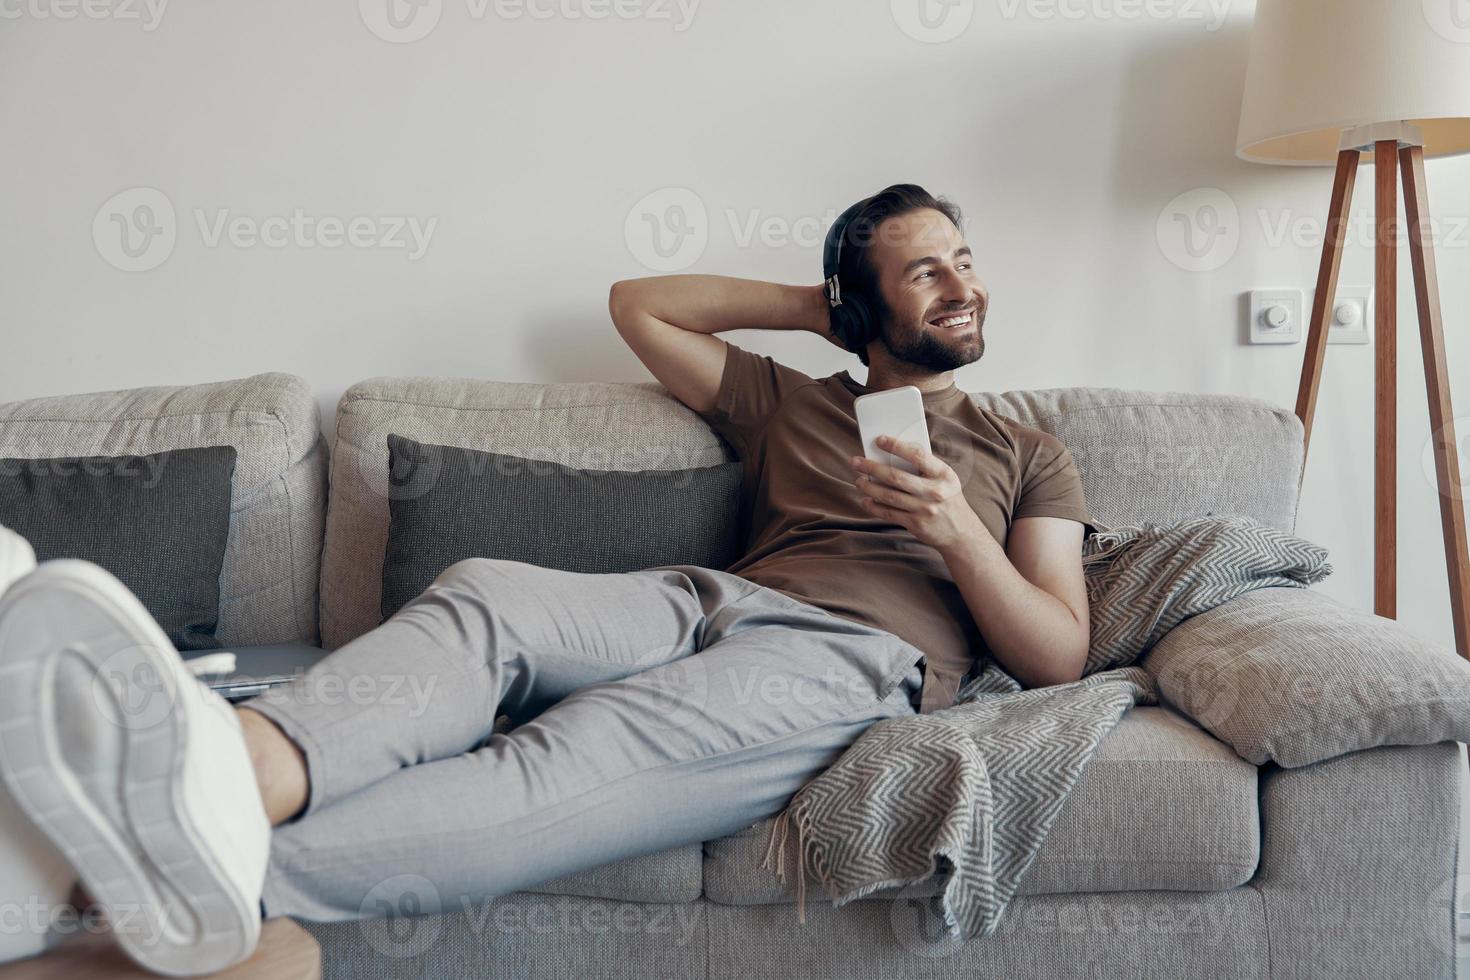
<box><xmin>702</xmin><ymin>705</ymin><xmax>1259</xmax><ymax>905</ymax></box>
<box><xmin>524</xmin><ymin>844</ymin><xmax>703</xmax><ymax>904</ymax></box>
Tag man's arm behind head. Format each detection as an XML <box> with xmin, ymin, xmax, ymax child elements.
<box><xmin>608</xmin><ymin>275</ymin><xmax>834</xmax><ymax>415</ymax></box>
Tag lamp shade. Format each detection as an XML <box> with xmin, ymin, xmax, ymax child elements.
<box><xmin>1237</xmin><ymin>0</ymin><xmax>1470</xmax><ymax>165</ymax></box>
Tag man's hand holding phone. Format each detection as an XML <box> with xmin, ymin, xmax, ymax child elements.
<box><xmin>849</xmin><ymin>435</ymin><xmax>981</xmax><ymax>553</ymax></box>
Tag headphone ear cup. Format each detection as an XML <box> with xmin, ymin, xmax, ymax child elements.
<box><xmin>822</xmin><ymin>196</ymin><xmax>880</xmax><ymax>355</ymax></box>
<box><xmin>827</xmin><ymin>300</ymin><xmax>853</xmax><ymax>350</ymax></box>
<box><xmin>832</xmin><ymin>292</ymin><xmax>875</xmax><ymax>354</ymax></box>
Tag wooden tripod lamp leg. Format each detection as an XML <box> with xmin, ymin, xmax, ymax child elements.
<box><xmin>1400</xmin><ymin>143</ymin><xmax>1470</xmax><ymax>660</ymax></box>
<box><xmin>1374</xmin><ymin>140</ymin><xmax>1398</xmax><ymax>620</ymax></box>
<box><xmin>1296</xmin><ymin>149</ymin><xmax>1359</xmax><ymax>466</ymax></box>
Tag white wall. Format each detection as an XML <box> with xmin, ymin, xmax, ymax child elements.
<box><xmin>3</xmin><ymin>0</ymin><xmax>1470</xmax><ymax>657</ymax></box>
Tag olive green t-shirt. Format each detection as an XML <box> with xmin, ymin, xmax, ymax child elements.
<box><xmin>697</xmin><ymin>341</ymin><xmax>1096</xmax><ymax>714</ymax></box>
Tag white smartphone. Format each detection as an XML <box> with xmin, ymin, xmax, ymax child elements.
<box><xmin>854</xmin><ymin>386</ymin><xmax>931</xmax><ymax>476</ymax></box>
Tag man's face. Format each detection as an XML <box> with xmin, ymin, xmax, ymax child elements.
<box><xmin>866</xmin><ymin>208</ymin><xmax>987</xmax><ymax>372</ymax></box>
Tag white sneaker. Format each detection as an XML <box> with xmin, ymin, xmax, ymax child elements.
<box><xmin>0</xmin><ymin>526</ymin><xmax>80</xmax><ymax>965</ymax></box>
<box><xmin>0</xmin><ymin>524</ymin><xmax>36</xmax><ymax>596</ymax></box>
<box><xmin>0</xmin><ymin>560</ymin><xmax>271</xmax><ymax>977</ymax></box>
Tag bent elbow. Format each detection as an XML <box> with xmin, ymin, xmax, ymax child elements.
<box><xmin>608</xmin><ymin>280</ymin><xmax>633</xmax><ymax>325</ymax></box>
<box><xmin>1036</xmin><ymin>640</ymin><xmax>1088</xmax><ymax>688</ymax></box>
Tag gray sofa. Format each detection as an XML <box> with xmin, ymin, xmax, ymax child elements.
<box><xmin>0</xmin><ymin>371</ymin><xmax>1461</xmax><ymax>979</ymax></box>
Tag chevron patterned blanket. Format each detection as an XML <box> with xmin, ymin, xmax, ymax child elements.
<box><xmin>761</xmin><ymin>513</ymin><xmax>1333</xmax><ymax>940</ymax></box>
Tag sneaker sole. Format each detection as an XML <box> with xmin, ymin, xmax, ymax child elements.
<box><xmin>0</xmin><ymin>561</ymin><xmax>259</xmax><ymax>976</ymax></box>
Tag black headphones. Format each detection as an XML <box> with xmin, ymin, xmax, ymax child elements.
<box><xmin>822</xmin><ymin>196</ymin><xmax>880</xmax><ymax>356</ymax></box>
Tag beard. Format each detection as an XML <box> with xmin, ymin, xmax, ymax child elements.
<box><xmin>876</xmin><ymin>300</ymin><xmax>986</xmax><ymax>373</ymax></box>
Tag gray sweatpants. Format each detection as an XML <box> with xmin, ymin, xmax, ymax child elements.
<box><xmin>244</xmin><ymin>558</ymin><xmax>928</xmax><ymax>921</ymax></box>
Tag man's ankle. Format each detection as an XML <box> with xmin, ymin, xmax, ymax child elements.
<box><xmin>235</xmin><ymin>707</ymin><xmax>310</xmax><ymax>826</ymax></box>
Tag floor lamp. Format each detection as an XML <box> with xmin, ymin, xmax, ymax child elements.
<box><xmin>1237</xmin><ymin>0</ymin><xmax>1470</xmax><ymax>660</ymax></box>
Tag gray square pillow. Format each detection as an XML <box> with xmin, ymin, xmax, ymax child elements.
<box><xmin>380</xmin><ymin>434</ymin><xmax>744</xmax><ymax>620</ymax></box>
<box><xmin>0</xmin><ymin>445</ymin><xmax>237</xmax><ymax>650</ymax></box>
<box><xmin>1143</xmin><ymin>585</ymin><xmax>1470</xmax><ymax>767</ymax></box>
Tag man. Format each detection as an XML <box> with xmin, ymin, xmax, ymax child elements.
<box><xmin>0</xmin><ymin>183</ymin><xmax>1094</xmax><ymax>974</ymax></box>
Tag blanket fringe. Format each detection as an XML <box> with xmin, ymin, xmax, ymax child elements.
<box><xmin>761</xmin><ymin>804</ymin><xmax>821</xmax><ymax>925</ymax></box>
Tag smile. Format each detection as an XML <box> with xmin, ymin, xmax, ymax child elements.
<box><xmin>928</xmin><ymin>311</ymin><xmax>975</xmax><ymax>330</ymax></box>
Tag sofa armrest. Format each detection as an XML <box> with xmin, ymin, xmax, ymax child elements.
<box><xmin>1252</xmin><ymin>740</ymin><xmax>1461</xmax><ymax>979</ymax></box>
<box><xmin>1141</xmin><ymin>585</ymin><xmax>1470</xmax><ymax>768</ymax></box>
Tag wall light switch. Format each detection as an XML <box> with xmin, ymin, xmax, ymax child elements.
<box><xmin>1248</xmin><ymin>289</ymin><xmax>1303</xmax><ymax>345</ymax></box>
<box><xmin>1315</xmin><ymin>286</ymin><xmax>1372</xmax><ymax>345</ymax></box>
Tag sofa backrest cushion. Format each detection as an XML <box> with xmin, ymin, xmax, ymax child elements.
<box><xmin>320</xmin><ymin>377</ymin><xmax>1303</xmax><ymax>650</ymax></box>
<box><xmin>0</xmin><ymin>373</ymin><xmax>327</xmax><ymax>647</ymax></box>
<box><xmin>973</xmin><ymin>387</ymin><xmax>1303</xmax><ymax>536</ymax></box>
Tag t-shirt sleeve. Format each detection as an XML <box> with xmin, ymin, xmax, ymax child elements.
<box><xmin>1014</xmin><ymin>430</ymin><xmax>1097</xmax><ymax>536</ymax></box>
<box><xmin>696</xmin><ymin>340</ymin><xmax>816</xmax><ymax>458</ymax></box>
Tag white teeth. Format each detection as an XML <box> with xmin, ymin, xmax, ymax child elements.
<box><xmin>933</xmin><ymin>313</ymin><xmax>972</xmax><ymax>328</ymax></box>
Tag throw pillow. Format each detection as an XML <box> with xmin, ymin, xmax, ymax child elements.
<box><xmin>1144</xmin><ymin>585</ymin><xmax>1470</xmax><ymax>767</ymax></box>
<box><xmin>381</xmin><ymin>434</ymin><xmax>744</xmax><ymax>620</ymax></box>
<box><xmin>0</xmin><ymin>445</ymin><xmax>238</xmax><ymax>650</ymax></box>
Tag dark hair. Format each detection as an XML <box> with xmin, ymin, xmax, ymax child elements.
<box><xmin>835</xmin><ymin>184</ymin><xmax>964</xmax><ymax>366</ymax></box>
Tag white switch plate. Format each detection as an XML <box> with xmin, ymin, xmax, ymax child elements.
<box><xmin>1314</xmin><ymin>285</ymin><xmax>1372</xmax><ymax>345</ymax></box>
<box><xmin>1248</xmin><ymin>289</ymin><xmax>1303</xmax><ymax>345</ymax></box>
